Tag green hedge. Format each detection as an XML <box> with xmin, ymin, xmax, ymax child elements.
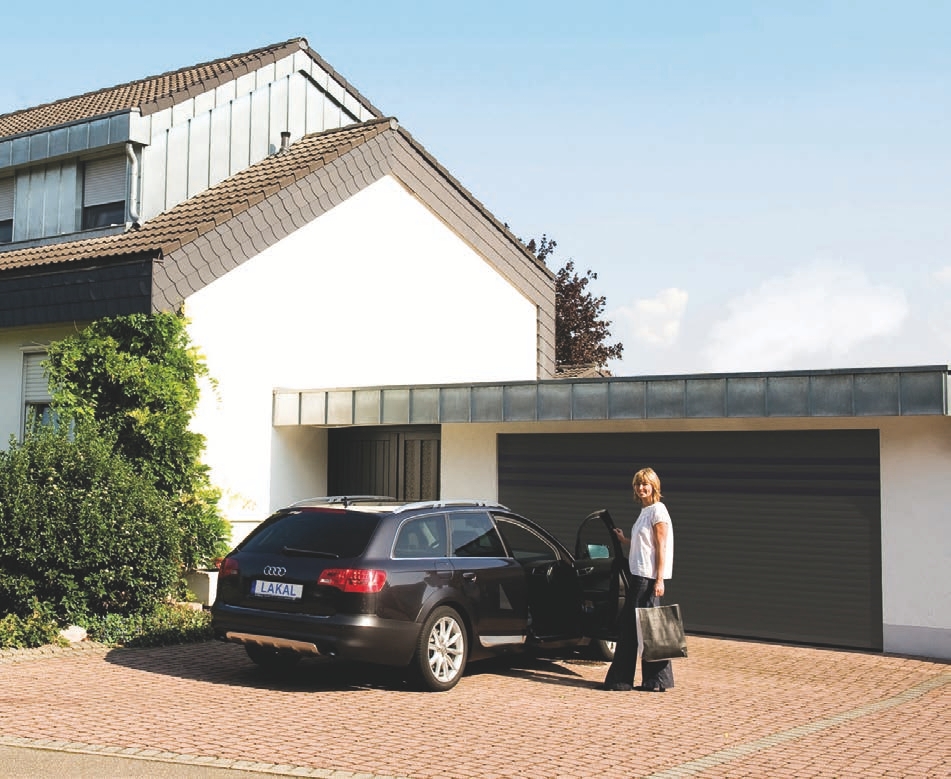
<box><xmin>82</xmin><ymin>603</ymin><xmax>213</xmax><ymax>647</ymax></box>
<box><xmin>0</xmin><ymin>423</ymin><xmax>183</xmax><ymax>623</ymax></box>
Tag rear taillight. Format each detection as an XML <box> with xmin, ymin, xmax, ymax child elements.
<box><xmin>219</xmin><ymin>557</ymin><xmax>240</xmax><ymax>578</ymax></box>
<box><xmin>318</xmin><ymin>568</ymin><xmax>386</xmax><ymax>593</ymax></box>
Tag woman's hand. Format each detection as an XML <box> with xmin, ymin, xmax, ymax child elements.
<box><xmin>654</xmin><ymin>579</ymin><xmax>665</xmax><ymax>597</ymax></box>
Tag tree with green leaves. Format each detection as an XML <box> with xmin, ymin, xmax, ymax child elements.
<box><xmin>525</xmin><ymin>235</ymin><xmax>624</xmax><ymax>367</ymax></box>
<box><xmin>44</xmin><ymin>312</ymin><xmax>229</xmax><ymax>572</ymax></box>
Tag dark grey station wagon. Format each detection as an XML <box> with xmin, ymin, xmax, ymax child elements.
<box><xmin>211</xmin><ymin>497</ymin><xmax>625</xmax><ymax>690</ymax></box>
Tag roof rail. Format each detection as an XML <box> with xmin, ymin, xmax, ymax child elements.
<box><xmin>290</xmin><ymin>495</ymin><xmax>396</xmax><ymax>508</ymax></box>
<box><xmin>391</xmin><ymin>499</ymin><xmax>510</xmax><ymax>514</ymax></box>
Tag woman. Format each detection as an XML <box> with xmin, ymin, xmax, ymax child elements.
<box><xmin>602</xmin><ymin>466</ymin><xmax>675</xmax><ymax>692</ymax></box>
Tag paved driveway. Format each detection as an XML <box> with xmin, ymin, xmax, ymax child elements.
<box><xmin>1</xmin><ymin>637</ymin><xmax>948</xmax><ymax>778</ymax></box>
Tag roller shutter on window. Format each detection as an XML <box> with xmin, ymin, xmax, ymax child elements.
<box><xmin>23</xmin><ymin>352</ymin><xmax>51</xmax><ymax>403</ymax></box>
<box><xmin>498</xmin><ymin>430</ymin><xmax>882</xmax><ymax>651</ymax></box>
<box><xmin>0</xmin><ymin>178</ymin><xmax>13</xmax><ymax>220</ymax></box>
<box><xmin>83</xmin><ymin>156</ymin><xmax>126</xmax><ymax>206</ymax></box>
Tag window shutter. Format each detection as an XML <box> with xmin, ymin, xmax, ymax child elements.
<box><xmin>23</xmin><ymin>352</ymin><xmax>51</xmax><ymax>403</ymax></box>
<box><xmin>83</xmin><ymin>157</ymin><xmax>126</xmax><ymax>206</ymax></box>
<box><xmin>0</xmin><ymin>178</ymin><xmax>13</xmax><ymax>220</ymax></box>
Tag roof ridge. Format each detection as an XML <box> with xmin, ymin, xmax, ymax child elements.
<box><xmin>0</xmin><ymin>37</ymin><xmax>308</xmax><ymax>133</ymax></box>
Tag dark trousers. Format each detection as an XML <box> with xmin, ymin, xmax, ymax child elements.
<box><xmin>603</xmin><ymin>574</ymin><xmax>674</xmax><ymax>690</ymax></box>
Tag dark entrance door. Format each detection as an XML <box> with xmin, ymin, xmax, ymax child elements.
<box><xmin>498</xmin><ymin>430</ymin><xmax>883</xmax><ymax>651</ymax></box>
<box><xmin>328</xmin><ymin>426</ymin><xmax>440</xmax><ymax>501</ymax></box>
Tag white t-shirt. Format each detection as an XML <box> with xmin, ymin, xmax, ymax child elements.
<box><xmin>629</xmin><ymin>502</ymin><xmax>674</xmax><ymax>580</ymax></box>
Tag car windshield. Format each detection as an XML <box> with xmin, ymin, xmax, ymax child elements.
<box><xmin>239</xmin><ymin>509</ymin><xmax>380</xmax><ymax>559</ymax></box>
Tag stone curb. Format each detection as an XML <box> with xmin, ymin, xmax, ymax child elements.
<box><xmin>0</xmin><ymin>734</ymin><xmax>410</xmax><ymax>778</ymax></box>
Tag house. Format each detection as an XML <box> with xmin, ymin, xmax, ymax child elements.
<box><xmin>1</xmin><ymin>38</ymin><xmax>948</xmax><ymax>661</ymax></box>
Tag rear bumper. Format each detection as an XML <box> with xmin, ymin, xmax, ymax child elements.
<box><xmin>211</xmin><ymin>603</ymin><xmax>420</xmax><ymax>667</ymax></box>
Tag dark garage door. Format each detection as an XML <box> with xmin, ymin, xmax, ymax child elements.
<box><xmin>498</xmin><ymin>430</ymin><xmax>882</xmax><ymax>650</ymax></box>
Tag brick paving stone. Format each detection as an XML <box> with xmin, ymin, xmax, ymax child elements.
<box><xmin>0</xmin><ymin>637</ymin><xmax>947</xmax><ymax>778</ymax></box>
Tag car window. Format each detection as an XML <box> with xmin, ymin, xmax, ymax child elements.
<box><xmin>239</xmin><ymin>509</ymin><xmax>379</xmax><ymax>558</ymax></box>
<box><xmin>450</xmin><ymin>511</ymin><xmax>506</xmax><ymax>558</ymax></box>
<box><xmin>493</xmin><ymin>516</ymin><xmax>559</xmax><ymax>565</ymax></box>
<box><xmin>393</xmin><ymin>514</ymin><xmax>448</xmax><ymax>558</ymax></box>
<box><xmin>575</xmin><ymin>512</ymin><xmax>618</xmax><ymax>561</ymax></box>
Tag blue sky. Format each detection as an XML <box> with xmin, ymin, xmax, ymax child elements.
<box><xmin>2</xmin><ymin>2</ymin><xmax>949</xmax><ymax>376</ymax></box>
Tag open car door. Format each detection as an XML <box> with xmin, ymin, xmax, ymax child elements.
<box><xmin>573</xmin><ymin>509</ymin><xmax>627</xmax><ymax>641</ymax></box>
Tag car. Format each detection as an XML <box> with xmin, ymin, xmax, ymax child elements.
<box><xmin>211</xmin><ymin>497</ymin><xmax>626</xmax><ymax>691</ymax></box>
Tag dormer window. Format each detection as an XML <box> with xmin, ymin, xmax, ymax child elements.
<box><xmin>82</xmin><ymin>156</ymin><xmax>126</xmax><ymax>229</ymax></box>
<box><xmin>0</xmin><ymin>177</ymin><xmax>12</xmax><ymax>243</ymax></box>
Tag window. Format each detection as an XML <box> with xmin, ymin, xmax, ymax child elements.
<box><xmin>22</xmin><ymin>351</ymin><xmax>52</xmax><ymax>435</ymax></box>
<box><xmin>82</xmin><ymin>156</ymin><xmax>126</xmax><ymax>229</ymax></box>
<box><xmin>393</xmin><ymin>514</ymin><xmax>448</xmax><ymax>558</ymax></box>
<box><xmin>0</xmin><ymin>177</ymin><xmax>13</xmax><ymax>243</ymax></box>
<box><xmin>494</xmin><ymin>517</ymin><xmax>560</xmax><ymax>565</ymax></box>
<box><xmin>450</xmin><ymin>512</ymin><xmax>506</xmax><ymax>558</ymax></box>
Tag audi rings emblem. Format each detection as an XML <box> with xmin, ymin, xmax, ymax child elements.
<box><xmin>262</xmin><ymin>566</ymin><xmax>287</xmax><ymax>577</ymax></box>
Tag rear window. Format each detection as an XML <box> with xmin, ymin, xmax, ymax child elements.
<box><xmin>239</xmin><ymin>509</ymin><xmax>381</xmax><ymax>559</ymax></box>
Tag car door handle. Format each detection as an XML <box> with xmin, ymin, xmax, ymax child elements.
<box><xmin>577</xmin><ymin>566</ymin><xmax>594</xmax><ymax>576</ymax></box>
<box><xmin>462</xmin><ymin>572</ymin><xmax>478</xmax><ymax>582</ymax></box>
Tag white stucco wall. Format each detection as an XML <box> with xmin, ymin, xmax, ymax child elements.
<box><xmin>441</xmin><ymin>416</ymin><xmax>951</xmax><ymax>659</ymax></box>
<box><xmin>878</xmin><ymin>417</ymin><xmax>951</xmax><ymax>658</ymax></box>
<box><xmin>185</xmin><ymin>174</ymin><xmax>538</xmax><ymax>530</ymax></box>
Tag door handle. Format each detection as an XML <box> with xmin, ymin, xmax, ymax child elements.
<box><xmin>462</xmin><ymin>572</ymin><xmax>478</xmax><ymax>582</ymax></box>
<box><xmin>578</xmin><ymin>566</ymin><xmax>594</xmax><ymax>576</ymax></box>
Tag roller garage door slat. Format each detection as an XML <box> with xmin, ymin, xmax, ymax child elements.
<box><xmin>498</xmin><ymin>430</ymin><xmax>882</xmax><ymax>650</ymax></box>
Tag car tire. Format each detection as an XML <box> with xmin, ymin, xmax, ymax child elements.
<box><xmin>245</xmin><ymin>643</ymin><xmax>302</xmax><ymax>671</ymax></box>
<box><xmin>595</xmin><ymin>639</ymin><xmax>616</xmax><ymax>661</ymax></box>
<box><xmin>415</xmin><ymin>606</ymin><xmax>468</xmax><ymax>692</ymax></box>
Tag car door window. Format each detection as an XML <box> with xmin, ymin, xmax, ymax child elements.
<box><xmin>393</xmin><ymin>514</ymin><xmax>447</xmax><ymax>558</ymax></box>
<box><xmin>450</xmin><ymin>512</ymin><xmax>505</xmax><ymax>558</ymax></box>
<box><xmin>493</xmin><ymin>517</ymin><xmax>559</xmax><ymax>565</ymax></box>
<box><xmin>576</xmin><ymin>510</ymin><xmax>620</xmax><ymax>561</ymax></box>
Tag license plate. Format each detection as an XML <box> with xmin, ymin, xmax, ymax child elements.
<box><xmin>252</xmin><ymin>580</ymin><xmax>304</xmax><ymax>600</ymax></box>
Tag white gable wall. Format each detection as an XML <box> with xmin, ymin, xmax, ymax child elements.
<box><xmin>137</xmin><ymin>66</ymin><xmax>375</xmax><ymax>223</ymax></box>
<box><xmin>185</xmin><ymin>174</ymin><xmax>538</xmax><ymax>536</ymax></box>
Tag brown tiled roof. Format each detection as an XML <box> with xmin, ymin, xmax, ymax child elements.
<box><xmin>0</xmin><ymin>118</ymin><xmax>396</xmax><ymax>273</ymax></box>
<box><xmin>0</xmin><ymin>37</ymin><xmax>380</xmax><ymax>139</ymax></box>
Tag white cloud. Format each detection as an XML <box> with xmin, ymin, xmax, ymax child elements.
<box><xmin>612</xmin><ymin>288</ymin><xmax>689</xmax><ymax>348</ymax></box>
<box><xmin>703</xmin><ymin>262</ymin><xmax>908</xmax><ymax>372</ymax></box>
<box><xmin>934</xmin><ymin>266</ymin><xmax>951</xmax><ymax>284</ymax></box>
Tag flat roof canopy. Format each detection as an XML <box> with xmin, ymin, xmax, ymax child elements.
<box><xmin>273</xmin><ymin>366</ymin><xmax>949</xmax><ymax>427</ymax></box>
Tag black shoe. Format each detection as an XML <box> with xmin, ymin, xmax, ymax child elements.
<box><xmin>636</xmin><ymin>684</ymin><xmax>666</xmax><ymax>692</ymax></box>
<box><xmin>601</xmin><ymin>682</ymin><xmax>634</xmax><ymax>691</ymax></box>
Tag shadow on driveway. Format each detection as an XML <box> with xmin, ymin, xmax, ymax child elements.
<box><xmin>101</xmin><ymin>639</ymin><xmax>603</xmax><ymax>692</ymax></box>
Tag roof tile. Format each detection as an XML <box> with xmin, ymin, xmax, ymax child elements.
<box><xmin>0</xmin><ymin>37</ymin><xmax>381</xmax><ymax>140</ymax></box>
<box><xmin>0</xmin><ymin>118</ymin><xmax>393</xmax><ymax>273</ymax></box>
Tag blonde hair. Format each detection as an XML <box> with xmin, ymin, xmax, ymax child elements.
<box><xmin>632</xmin><ymin>467</ymin><xmax>662</xmax><ymax>504</ymax></box>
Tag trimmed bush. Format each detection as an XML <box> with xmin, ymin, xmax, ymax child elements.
<box><xmin>0</xmin><ymin>423</ymin><xmax>182</xmax><ymax>623</ymax></box>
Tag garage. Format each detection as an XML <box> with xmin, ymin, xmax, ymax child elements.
<box><xmin>498</xmin><ymin>430</ymin><xmax>883</xmax><ymax>650</ymax></box>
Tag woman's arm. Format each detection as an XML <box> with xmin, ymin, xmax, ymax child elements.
<box><xmin>652</xmin><ymin>521</ymin><xmax>668</xmax><ymax>597</ymax></box>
